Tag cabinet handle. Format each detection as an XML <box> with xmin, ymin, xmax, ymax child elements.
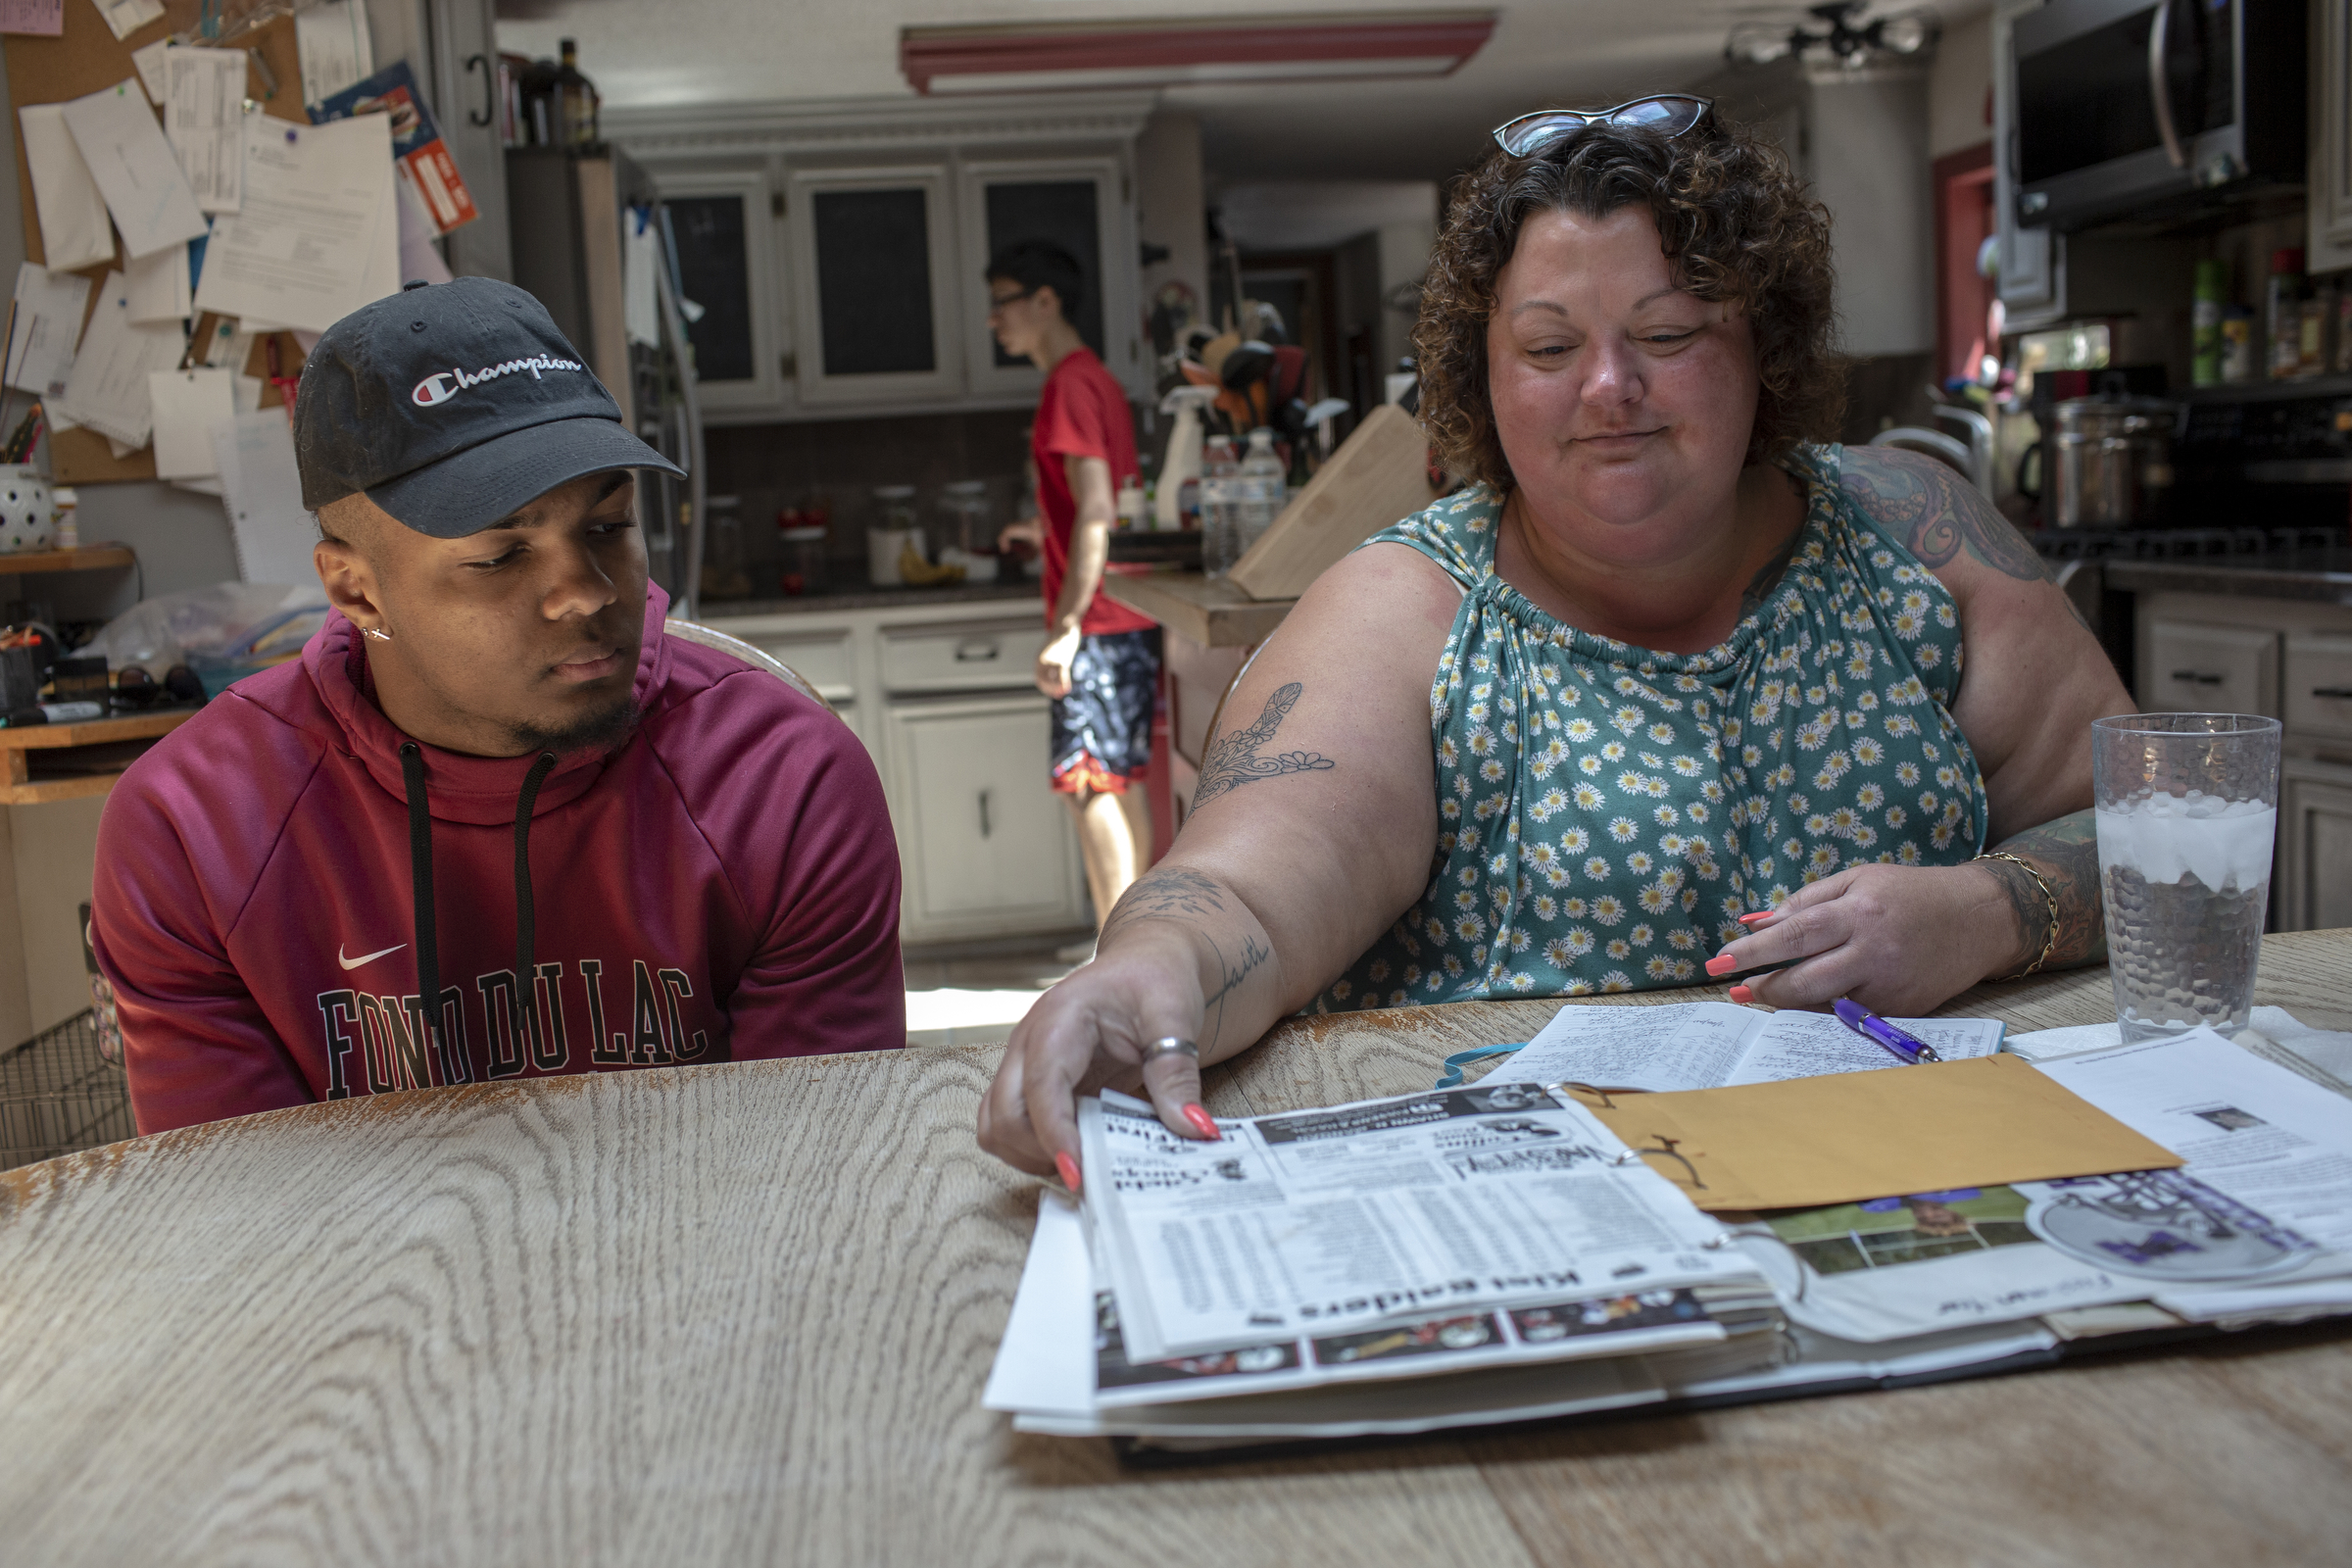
<box><xmin>954</xmin><ymin>640</ymin><xmax>1001</xmax><ymax>662</ymax></box>
<box><xmin>978</xmin><ymin>788</ymin><xmax>992</xmax><ymax>839</ymax></box>
<box><xmin>464</xmin><ymin>54</ymin><xmax>494</xmax><ymax>129</ymax></box>
<box><xmin>2169</xmin><ymin>670</ymin><xmax>2225</xmax><ymax>685</ymax></box>
<box><xmin>2313</xmin><ymin>686</ymin><xmax>2352</xmax><ymax>700</ymax></box>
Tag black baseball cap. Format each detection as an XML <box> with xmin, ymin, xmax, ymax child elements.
<box><xmin>293</xmin><ymin>276</ymin><xmax>685</xmax><ymax>538</ymax></box>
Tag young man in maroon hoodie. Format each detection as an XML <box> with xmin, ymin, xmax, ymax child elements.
<box><xmin>92</xmin><ymin>278</ymin><xmax>906</xmax><ymax>1135</ymax></box>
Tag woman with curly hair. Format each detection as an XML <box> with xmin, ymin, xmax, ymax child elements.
<box><xmin>979</xmin><ymin>99</ymin><xmax>2128</xmax><ymax>1184</ymax></box>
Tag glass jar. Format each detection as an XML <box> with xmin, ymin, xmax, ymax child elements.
<box><xmin>938</xmin><ymin>480</ymin><xmax>992</xmax><ymax>556</ymax></box>
<box><xmin>779</xmin><ymin>526</ymin><xmax>829</xmax><ymax>597</ymax></box>
<box><xmin>867</xmin><ymin>484</ymin><xmax>923</xmax><ymax>587</ymax></box>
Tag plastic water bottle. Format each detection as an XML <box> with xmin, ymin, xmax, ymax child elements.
<box><xmin>1200</xmin><ymin>435</ymin><xmax>1239</xmax><ymax>578</ymax></box>
<box><xmin>1237</xmin><ymin>428</ymin><xmax>1284</xmax><ymax>558</ymax></box>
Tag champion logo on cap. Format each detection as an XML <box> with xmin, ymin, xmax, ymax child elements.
<box><xmin>412</xmin><ymin>353</ymin><xmax>587</xmax><ymax>408</ymax></box>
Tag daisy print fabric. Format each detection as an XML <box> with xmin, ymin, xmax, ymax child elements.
<box><xmin>1324</xmin><ymin>443</ymin><xmax>1987</xmax><ymax>1011</ymax></box>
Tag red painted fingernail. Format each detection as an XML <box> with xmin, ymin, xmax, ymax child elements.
<box><xmin>1738</xmin><ymin>911</ymin><xmax>1773</xmax><ymax>926</ymax></box>
<box><xmin>1729</xmin><ymin>984</ymin><xmax>1755</xmax><ymax>1005</ymax></box>
<box><xmin>1704</xmin><ymin>954</ymin><xmax>1738</xmax><ymax>977</ymax></box>
<box><xmin>1054</xmin><ymin>1151</ymin><xmax>1083</xmax><ymax>1193</ymax></box>
<box><xmin>1182</xmin><ymin>1103</ymin><xmax>1222</xmax><ymax>1141</ymax></box>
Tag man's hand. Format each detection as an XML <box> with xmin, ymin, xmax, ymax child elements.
<box><xmin>1036</xmin><ymin>625</ymin><xmax>1081</xmax><ymax>700</ymax></box>
<box><xmin>1704</xmin><ymin>862</ymin><xmax>2027</xmax><ymax>1017</ymax></box>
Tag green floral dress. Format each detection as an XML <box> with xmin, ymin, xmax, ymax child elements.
<box><xmin>1323</xmin><ymin>444</ymin><xmax>1988</xmax><ymax>1011</ymax></box>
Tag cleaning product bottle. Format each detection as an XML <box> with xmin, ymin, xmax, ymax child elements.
<box><xmin>2267</xmin><ymin>247</ymin><xmax>2305</xmax><ymax>381</ymax></box>
<box><xmin>2191</xmin><ymin>259</ymin><xmax>2228</xmax><ymax>388</ymax></box>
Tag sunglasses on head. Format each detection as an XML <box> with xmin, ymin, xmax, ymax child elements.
<box><xmin>1492</xmin><ymin>95</ymin><xmax>1714</xmax><ymax>159</ymax></box>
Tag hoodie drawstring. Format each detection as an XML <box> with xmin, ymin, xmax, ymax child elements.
<box><xmin>398</xmin><ymin>744</ymin><xmax>561</xmax><ymax>1082</ymax></box>
<box><xmin>513</xmin><ymin>752</ymin><xmax>559</xmax><ymax>1054</ymax></box>
<box><xmin>398</xmin><ymin>742</ymin><xmax>446</xmax><ymax>1075</ymax></box>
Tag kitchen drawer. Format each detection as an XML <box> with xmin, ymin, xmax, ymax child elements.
<box><xmin>734</xmin><ymin>629</ymin><xmax>855</xmax><ymax>702</ymax></box>
<box><xmin>880</xmin><ymin>618</ymin><xmax>1046</xmax><ymax>694</ymax></box>
<box><xmin>2142</xmin><ymin>620</ymin><xmax>2278</xmax><ymax>718</ymax></box>
<box><xmin>2285</xmin><ymin>632</ymin><xmax>2352</xmax><ymax>744</ymax></box>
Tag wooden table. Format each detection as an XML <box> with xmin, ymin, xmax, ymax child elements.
<box><xmin>4</xmin><ymin>936</ymin><xmax>2349</xmax><ymax>1566</ymax></box>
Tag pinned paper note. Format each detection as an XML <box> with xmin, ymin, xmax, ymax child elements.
<box><xmin>6</xmin><ymin>265</ymin><xmax>93</xmax><ymax>398</ymax></box>
<box><xmin>295</xmin><ymin>0</ymin><xmax>372</xmax><ymax>108</ymax></box>
<box><xmin>214</xmin><ymin>411</ymin><xmax>316</xmax><ymax>585</ymax></box>
<box><xmin>60</xmin><ymin>79</ymin><xmax>210</xmax><ymax>260</ymax></box>
<box><xmin>123</xmin><ymin>241</ymin><xmax>192</xmax><ymax>324</ymax></box>
<box><xmin>55</xmin><ymin>270</ymin><xmax>185</xmax><ymax>449</ymax></box>
<box><xmin>196</xmin><ymin>114</ymin><xmax>397</xmax><ymax>334</ymax></box>
<box><xmin>88</xmin><ymin>0</ymin><xmax>162</xmax><ymax>41</ymax></box>
<box><xmin>146</xmin><ymin>368</ymin><xmax>234</xmax><ymax>478</ymax></box>
<box><xmin>17</xmin><ymin>105</ymin><xmax>116</xmax><ymax>272</ymax></box>
<box><xmin>312</xmin><ymin>62</ymin><xmax>478</xmax><ymax>235</ymax></box>
<box><xmin>1</xmin><ymin>0</ymin><xmax>65</xmax><ymax>37</ymax></box>
<box><xmin>165</xmin><ymin>47</ymin><xmax>248</xmax><ymax>215</ymax></box>
<box><xmin>130</xmin><ymin>36</ymin><xmax>172</xmax><ymax>102</ymax></box>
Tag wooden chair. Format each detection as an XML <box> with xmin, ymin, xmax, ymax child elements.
<box><xmin>662</xmin><ymin>619</ymin><xmax>825</xmax><ymax>706</ymax></box>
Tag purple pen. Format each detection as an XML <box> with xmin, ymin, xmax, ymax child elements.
<box><xmin>1833</xmin><ymin>998</ymin><xmax>1941</xmax><ymax>1064</ymax></box>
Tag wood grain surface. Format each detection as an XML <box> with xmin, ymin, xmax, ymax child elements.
<box><xmin>2</xmin><ymin>936</ymin><xmax>2348</xmax><ymax>1567</ymax></box>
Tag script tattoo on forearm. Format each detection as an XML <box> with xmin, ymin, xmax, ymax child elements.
<box><xmin>1193</xmin><ymin>682</ymin><xmax>1336</xmax><ymax>808</ymax></box>
<box><xmin>1840</xmin><ymin>447</ymin><xmax>2049</xmax><ymax>584</ymax></box>
<box><xmin>1984</xmin><ymin>808</ymin><xmax>2107</xmax><ymax>971</ymax></box>
<box><xmin>1200</xmin><ymin>932</ymin><xmax>1273</xmax><ymax>1054</ymax></box>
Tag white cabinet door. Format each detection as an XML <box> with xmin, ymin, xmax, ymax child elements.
<box><xmin>886</xmin><ymin>695</ymin><xmax>1087</xmax><ymax>942</ymax></box>
<box><xmin>661</xmin><ymin>168</ymin><xmax>785</xmax><ymax>416</ymax></box>
<box><xmin>785</xmin><ymin>164</ymin><xmax>964</xmax><ymax>407</ymax></box>
<box><xmin>2141</xmin><ymin>620</ymin><xmax>2280</xmax><ymax>718</ymax></box>
<box><xmin>956</xmin><ymin>157</ymin><xmax>1142</xmax><ymax>402</ymax></box>
<box><xmin>2279</xmin><ymin>758</ymin><xmax>2352</xmax><ymax>933</ymax></box>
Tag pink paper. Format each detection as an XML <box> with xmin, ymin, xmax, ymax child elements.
<box><xmin>0</xmin><ymin>0</ymin><xmax>64</xmax><ymax>36</ymax></box>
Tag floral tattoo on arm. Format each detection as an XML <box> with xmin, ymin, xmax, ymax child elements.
<box><xmin>1839</xmin><ymin>447</ymin><xmax>2049</xmax><ymax>583</ymax></box>
<box><xmin>1193</xmin><ymin>683</ymin><xmax>1336</xmax><ymax>808</ymax></box>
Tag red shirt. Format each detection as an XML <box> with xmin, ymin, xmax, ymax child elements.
<box><xmin>1033</xmin><ymin>347</ymin><xmax>1153</xmax><ymax>636</ymax></box>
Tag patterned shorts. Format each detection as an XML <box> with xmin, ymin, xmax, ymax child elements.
<box><xmin>1050</xmin><ymin>628</ymin><xmax>1161</xmax><ymax>794</ymax></box>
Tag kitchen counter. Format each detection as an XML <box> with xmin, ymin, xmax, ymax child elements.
<box><xmin>2104</xmin><ymin>549</ymin><xmax>2352</xmax><ymax>606</ymax></box>
<box><xmin>698</xmin><ymin>579</ymin><xmax>1040</xmax><ymax>618</ymax></box>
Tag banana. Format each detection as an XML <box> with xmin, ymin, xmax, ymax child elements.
<box><xmin>900</xmin><ymin>541</ymin><xmax>966</xmax><ymax>586</ymax></box>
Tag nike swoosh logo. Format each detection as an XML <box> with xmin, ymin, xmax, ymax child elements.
<box><xmin>338</xmin><ymin>943</ymin><xmax>408</xmax><ymax>971</ymax></box>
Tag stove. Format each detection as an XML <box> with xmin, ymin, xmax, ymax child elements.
<box><xmin>2034</xmin><ymin>523</ymin><xmax>2342</xmax><ymax>562</ymax></box>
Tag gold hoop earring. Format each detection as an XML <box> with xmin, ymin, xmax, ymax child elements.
<box><xmin>364</xmin><ymin>626</ymin><xmax>393</xmax><ymax>642</ymax></box>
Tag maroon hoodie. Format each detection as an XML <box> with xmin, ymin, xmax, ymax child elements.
<box><xmin>92</xmin><ymin>585</ymin><xmax>904</xmax><ymax>1135</ymax></box>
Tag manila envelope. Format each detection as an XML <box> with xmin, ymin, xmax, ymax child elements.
<box><xmin>1571</xmin><ymin>1054</ymin><xmax>2181</xmax><ymax>1212</ymax></box>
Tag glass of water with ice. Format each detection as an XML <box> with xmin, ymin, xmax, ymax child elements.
<box><xmin>2092</xmin><ymin>713</ymin><xmax>2281</xmax><ymax>1042</ymax></box>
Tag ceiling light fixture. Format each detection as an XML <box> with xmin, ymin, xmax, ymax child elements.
<box><xmin>1725</xmin><ymin>3</ymin><xmax>1941</xmax><ymax>71</ymax></box>
<box><xmin>901</xmin><ymin>11</ymin><xmax>1497</xmax><ymax>96</ymax></box>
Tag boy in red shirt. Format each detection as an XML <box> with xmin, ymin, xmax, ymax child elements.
<box><xmin>985</xmin><ymin>242</ymin><xmax>1157</xmax><ymax>935</ymax></box>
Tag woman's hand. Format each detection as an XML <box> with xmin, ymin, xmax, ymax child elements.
<box><xmin>1704</xmin><ymin>862</ymin><xmax>2028</xmax><ymax>1017</ymax></box>
<box><xmin>978</xmin><ymin>938</ymin><xmax>1225</xmax><ymax>1187</ymax></box>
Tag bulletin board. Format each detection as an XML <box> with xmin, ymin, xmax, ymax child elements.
<box><xmin>4</xmin><ymin>0</ymin><xmax>312</xmax><ymax>482</ymax></box>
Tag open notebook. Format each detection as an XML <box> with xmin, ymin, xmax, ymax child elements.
<box><xmin>1502</xmin><ymin>1001</ymin><xmax>2006</xmax><ymax>1094</ymax></box>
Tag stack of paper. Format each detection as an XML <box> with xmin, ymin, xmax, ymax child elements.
<box><xmin>195</xmin><ymin>113</ymin><xmax>397</xmax><ymax>334</ymax></box>
<box><xmin>986</xmin><ymin>1013</ymin><xmax>2352</xmax><ymax>1452</ymax></box>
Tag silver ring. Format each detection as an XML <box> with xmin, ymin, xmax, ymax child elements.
<box><xmin>1139</xmin><ymin>1036</ymin><xmax>1199</xmax><ymax>1065</ymax></box>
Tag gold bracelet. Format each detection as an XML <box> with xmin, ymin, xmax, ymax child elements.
<box><xmin>1975</xmin><ymin>851</ymin><xmax>2059</xmax><ymax>980</ymax></box>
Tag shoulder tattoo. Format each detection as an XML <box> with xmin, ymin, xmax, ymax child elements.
<box><xmin>1840</xmin><ymin>448</ymin><xmax>2048</xmax><ymax>583</ymax></box>
<box><xmin>1193</xmin><ymin>682</ymin><xmax>1336</xmax><ymax>809</ymax></box>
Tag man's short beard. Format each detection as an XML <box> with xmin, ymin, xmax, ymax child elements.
<box><xmin>505</xmin><ymin>696</ymin><xmax>643</xmax><ymax>757</ymax></box>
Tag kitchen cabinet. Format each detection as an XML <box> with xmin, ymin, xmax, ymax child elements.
<box><xmin>887</xmin><ymin>695</ymin><xmax>1087</xmax><ymax>939</ymax></box>
<box><xmin>2279</xmin><ymin>757</ymin><xmax>2352</xmax><ymax>932</ymax></box>
<box><xmin>712</xmin><ymin>596</ymin><xmax>1090</xmax><ymax>945</ymax></box>
<box><xmin>662</xmin><ymin>168</ymin><xmax>785</xmax><ymax>414</ymax></box>
<box><xmin>2130</xmin><ymin>590</ymin><xmax>2352</xmax><ymax>933</ymax></box>
<box><xmin>605</xmin><ymin>93</ymin><xmax>1154</xmax><ymax>422</ymax></box>
<box><xmin>2142</xmin><ymin>619</ymin><xmax>2280</xmax><ymax>718</ymax></box>
<box><xmin>786</xmin><ymin>165</ymin><xmax>964</xmax><ymax>406</ymax></box>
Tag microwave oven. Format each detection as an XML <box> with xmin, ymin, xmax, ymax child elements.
<box><xmin>2010</xmin><ymin>0</ymin><xmax>2304</xmax><ymax>232</ymax></box>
